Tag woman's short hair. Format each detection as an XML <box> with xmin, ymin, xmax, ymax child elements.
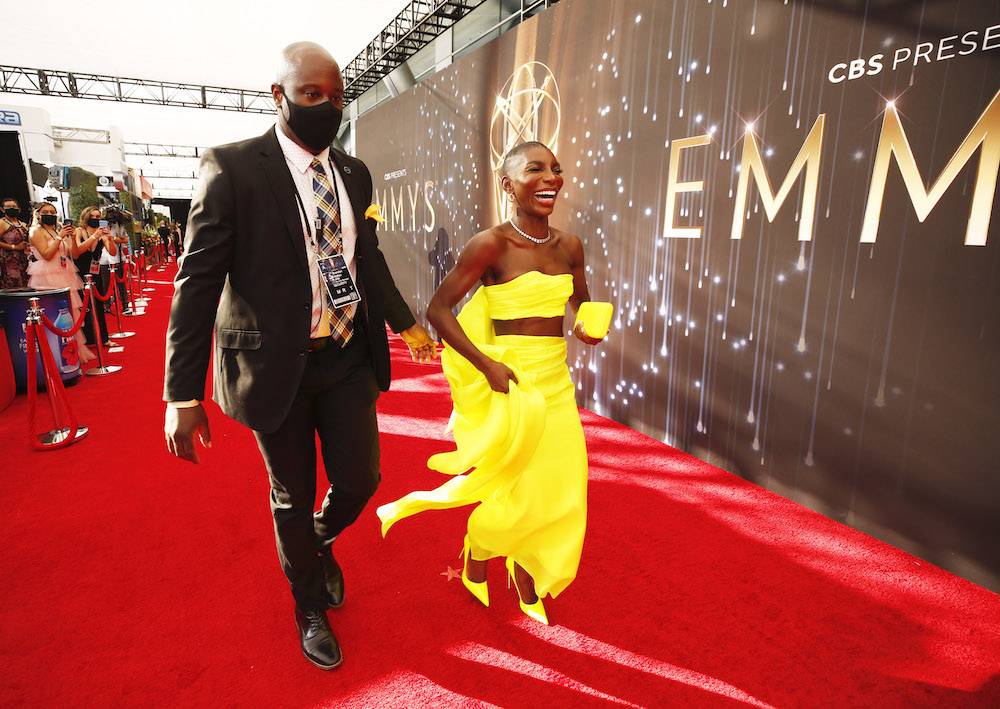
<box><xmin>499</xmin><ymin>141</ymin><xmax>552</xmax><ymax>178</ymax></box>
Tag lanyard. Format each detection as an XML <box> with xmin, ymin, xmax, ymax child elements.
<box><xmin>292</xmin><ymin>156</ymin><xmax>341</xmax><ymax>257</ymax></box>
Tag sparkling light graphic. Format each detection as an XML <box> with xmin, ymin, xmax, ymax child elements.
<box><xmin>358</xmin><ymin>0</ymin><xmax>1000</xmax><ymax>582</ymax></box>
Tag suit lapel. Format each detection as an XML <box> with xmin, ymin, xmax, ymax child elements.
<box><xmin>329</xmin><ymin>150</ymin><xmax>367</xmax><ymax>229</ymax></box>
<box><xmin>259</xmin><ymin>127</ymin><xmax>309</xmax><ymax>275</ymax></box>
<box><xmin>329</xmin><ymin>150</ymin><xmax>371</xmax><ymax>316</ymax></box>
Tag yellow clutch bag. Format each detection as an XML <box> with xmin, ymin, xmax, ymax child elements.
<box><xmin>575</xmin><ymin>302</ymin><xmax>614</xmax><ymax>339</ymax></box>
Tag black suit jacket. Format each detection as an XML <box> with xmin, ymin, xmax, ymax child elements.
<box><xmin>163</xmin><ymin>127</ymin><xmax>416</xmax><ymax>433</ymax></box>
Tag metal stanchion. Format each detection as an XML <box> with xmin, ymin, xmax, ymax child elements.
<box><xmin>142</xmin><ymin>246</ymin><xmax>155</xmax><ymax>293</ymax></box>
<box><xmin>142</xmin><ymin>246</ymin><xmax>156</xmax><ymax>291</ymax></box>
<box><xmin>142</xmin><ymin>246</ymin><xmax>156</xmax><ymax>290</ymax></box>
<box><xmin>83</xmin><ymin>275</ymin><xmax>121</xmax><ymax>376</ymax></box>
<box><xmin>134</xmin><ymin>249</ymin><xmax>151</xmax><ymax>308</ymax></box>
<box><xmin>110</xmin><ymin>266</ymin><xmax>135</xmax><ymax>340</ymax></box>
<box><xmin>122</xmin><ymin>247</ymin><xmax>139</xmax><ymax>316</ymax></box>
<box><xmin>26</xmin><ymin>297</ymin><xmax>88</xmax><ymax>445</ymax></box>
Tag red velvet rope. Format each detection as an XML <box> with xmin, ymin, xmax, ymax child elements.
<box><xmin>91</xmin><ymin>281</ymin><xmax>115</xmax><ymax>303</ymax></box>
<box><xmin>39</xmin><ymin>289</ymin><xmax>91</xmax><ymax>337</ymax></box>
<box><xmin>25</xmin><ymin>320</ymin><xmax>80</xmax><ymax>451</ymax></box>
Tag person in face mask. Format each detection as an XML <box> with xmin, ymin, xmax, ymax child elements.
<box><xmin>162</xmin><ymin>41</ymin><xmax>436</xmax><ymax>671</ymax></box>
<box><xmin>27</xmin><ymin>202</ymin><xmax>95</xmax><ymax>362</ymax></box>
<box><xmin>158</xmin><ymin>222</ymin><xmax>171</xmax><ymax>261</ymax></box>
<box><xmin>74</xmin><ymin>206</ymin><xmax>113</xmax><ymax>346</ymax></box>
<box><xmin>0</xmin><ymin>197</ymin><xmax>30</xmax><ymax>289</ymax></box>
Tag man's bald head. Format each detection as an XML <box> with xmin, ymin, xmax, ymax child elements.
<box><xmin>271</xmin><ymin>41</ymin><xmax>346</xmax><ymax>153</ymax></box>
<box><xmin>276</xmin><ymin>42</ymin><xmax>339</xmax><ymax>85</ymax></box>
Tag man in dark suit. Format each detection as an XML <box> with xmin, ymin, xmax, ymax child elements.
<box><xmin>163</xmin><ymin>41</ymin><xmax>436</xmax><ymax>670</ymax></box>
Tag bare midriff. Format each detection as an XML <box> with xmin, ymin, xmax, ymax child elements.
<box><xmin>492</xmin><ymin>316</ymin><xmax>564</xmax><ymax>337</ymax></box>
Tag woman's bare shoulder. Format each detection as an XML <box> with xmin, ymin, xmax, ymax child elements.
<box><xmin>462</xmin><ymin>226</ymin><xmax>509</xmax><ymax>258</ymax></box>
<box><xmin>553</xmin><ymin>227</ymin><xmax>583</xmax><ymax>255</ymax></box>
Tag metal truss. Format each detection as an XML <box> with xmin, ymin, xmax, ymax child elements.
<box><xmin>52</xmin><ymin>126</ymin><xmax>111</xmax><ymax>144</ymax></box>
<box><xmin>135</xmin><ymin>171</ymin><xmax>199</xmax><ymax>180</ymax></box>
<box><xmin>3</xmin><ymin>1</ymin><xmax>563</xmax><ymax>114</ymax></box>
<box><xmin>342</xmin><ymin>0</ymin><xmax>489</xmax><ymax>102</ymax></box>
<box><xmin>1</xmin><ymin>65</ymin><xmax>272</xmax><ymax>114</ymax></box>
<box><xmin>152</xmin><ymin>188</ymin><xmax>196</xmax><ymax>198</ymax></box>
<box><xmin>343</xmin><ymin>0</ymin><xmax>561</xmax><ymax>104</ymax></box>
<box><xmin>124</xmin><ymin>143</ymin><xmax>205</xmax><ymax>158</ymax></box>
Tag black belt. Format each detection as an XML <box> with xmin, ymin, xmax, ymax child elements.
<box><xmin>308</xmin><ymin>336</ymin><xmax>332</xmax><ymax>352</ymax></box>
<box><xmin>307</xmin><ymin>315</ymin><xmax>363</xmax><ymax>353</ymax></box>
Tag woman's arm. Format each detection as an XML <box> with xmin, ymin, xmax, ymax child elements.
<box><xmin>426</xmin><ymin>231</ymin><xmax>518</xmax><ymax>393</ymax></box>
<box><xmin>71</xmin><ymin>227</ymin><xmax>90</xmax><ymax>259</ymax></box>
<box><xmin>565</xmin><ymin>233</ymin><xmax>592</xmax><ymax>313</ymax></box>
<box><xmin>564</xmin><ymin>233</ymin><xmax>603</xmax><ymax>346</ymax></box>
<box><xmin>30</xmin><ymin>227</ymin><xmax>60</xmax><ymax>261</ymax></box>
<box><xmin>0</xmin><ymin>221</ymin><xmax>14</xmax><ymax>250</ymax></box>
<box><xmin>104</xmin><ymin>231</ymin><xmax>118</xmax><ymax>257</ymax></box>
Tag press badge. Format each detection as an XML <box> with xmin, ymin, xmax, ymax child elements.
<box><xmin>317</xmin><ymin>254</ymin><xmax>361</xmax><ymax>309</ymax></box>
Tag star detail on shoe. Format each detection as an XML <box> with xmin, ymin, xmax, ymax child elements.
<box><xmin>441</xmin><ymin>565</ymin><xmax>461</xmax><ymax>581</ymax></box>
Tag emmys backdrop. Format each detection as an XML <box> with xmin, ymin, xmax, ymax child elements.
<box><xmin>357</xmin><ymin>0</ymin><xmax>1000</xmax><ymax>589</ymax></box>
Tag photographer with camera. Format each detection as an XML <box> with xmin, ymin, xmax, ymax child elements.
<box><xmin>99</xmin><ymin>207</ymin><xmax>129</xmax><ymax>315</ymax></box>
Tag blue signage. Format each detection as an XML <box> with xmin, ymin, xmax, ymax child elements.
<box><xmin>0</xmin><ymin>110</ymin><xmax>22</xmax><ymax>126</ymax></box>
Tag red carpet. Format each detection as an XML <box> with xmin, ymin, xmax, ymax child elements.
<box><xmin>1</xmin><ymin>263</ymin><xmax>998</xmax><ymax>707</ymax></box>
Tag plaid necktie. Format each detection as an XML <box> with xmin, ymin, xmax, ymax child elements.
<box><xmin>310</xmin><ymin>158</ymin><xmax>353</xmax><ymax>346</ymax></box>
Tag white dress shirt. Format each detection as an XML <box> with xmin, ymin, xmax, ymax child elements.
<box><xmin>167</xmin><ymin>127</ymin><xmax>360</xmax><ymax>408</ymax></box>
<box><xmin>99</xmin><ymin>224</ymin><xmax>126</xmax><ymax>265</ymax></box>
<box><xmin>274</xmin><ymin>124</ymin><xmax>358</xmax><ymax>337</ymax></box>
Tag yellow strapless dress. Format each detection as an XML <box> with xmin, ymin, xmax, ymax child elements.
<box><xmin>376</xmin><ymin>271</ymin><xmax>587</xmax><ymax>599</ymax></box>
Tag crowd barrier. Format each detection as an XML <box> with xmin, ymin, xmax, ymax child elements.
<box><xmin>23</xmin><ymin>248</ymin><xmax>154</xmax><ymax>451</ymax></box>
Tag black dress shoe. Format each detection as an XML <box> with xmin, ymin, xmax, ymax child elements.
<box><xmin>319</xmin><ymin>550</ymin><xmax>344</xmax><ymax>609</ymax></box>
<box><xmin>294</xmin><ymin>607</ymin><xmax>342</xmax><ymax>670</ymax></box>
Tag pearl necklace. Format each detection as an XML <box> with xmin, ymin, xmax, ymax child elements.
<box><xmin>509</xmin><ymin>219</ymin><xmax>551</xmax><ymax>244</ymax></box>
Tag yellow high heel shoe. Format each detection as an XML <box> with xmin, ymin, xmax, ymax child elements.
<box><xmin>460</xmin><ymin>536</ymin><xmax>489</xmax><ymax>607</ymax></box>
<box><xmin>505</xmin><ymin>557</ymin><xmax>548</xmax><ymax>625</ymax></box>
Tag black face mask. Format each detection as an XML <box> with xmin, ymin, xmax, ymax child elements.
<box><xmin>40</xmin><ymin>214</ymin><xmax>58</xmax><ymax>226</ymax></box>
<box><xmin>280</xmin><ymin>92</ymin><xmax>342</xmax><ymax>153</ymax></box>
<box><xmin>87</xmin><ymin>217</ymin><xmax>100</xmax><ymax>228</ymax></box>
<box><xmin>4</xmin><ymin>207</ymin><xmax>19</xmax><ymax>219</ymax></box>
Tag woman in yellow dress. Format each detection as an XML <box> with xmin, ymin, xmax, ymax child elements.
<box><xmin>377</xmin><ymin>141</ymin><xmax>609</xmax><ymax>624</ymax></box>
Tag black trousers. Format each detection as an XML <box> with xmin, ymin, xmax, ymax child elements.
<box><xmin>78</xmin><ymin>287</ymin><xmax>108</xmax><ymax>345</ymax></box>
<box><xmin>98</xmin><ymin>263</ymin><xmax>128</xmax><ymax>313</ymax></box>
<box><xmin>253</xmin><ymin>328</ymin><xmax>381</xmax><ymax>611</ymax></box>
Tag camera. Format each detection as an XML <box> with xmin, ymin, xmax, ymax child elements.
<box><xmin>100</xmin><ymin>200</ymin><xmax>132</xmax><ymax>226</ymax></box>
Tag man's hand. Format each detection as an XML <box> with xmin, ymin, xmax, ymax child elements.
<box><xmin>164</xmin><ymin>404</ymin><xmax>212</xmax><ymax>463</ymax></box>
<box><xmin>399</xmin><ymin>324</ymin><xmax>439</xmax><ymax>364</ymax></box>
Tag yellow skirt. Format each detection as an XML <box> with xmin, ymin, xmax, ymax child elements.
<box><xmin>377</xmin><ymin>334</ymin><xmax>588</xmax><ymax>599</ymax></box>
